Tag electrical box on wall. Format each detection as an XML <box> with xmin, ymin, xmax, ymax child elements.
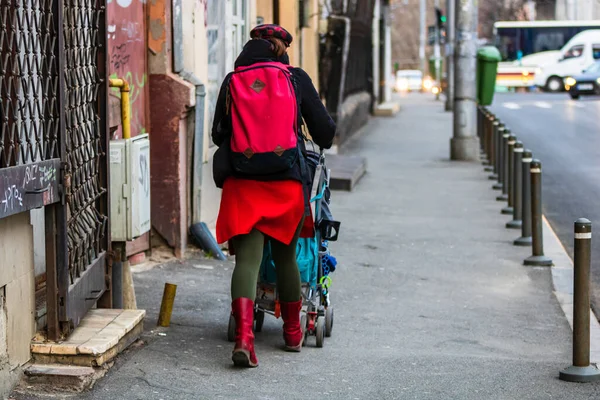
<box><xmin>110</xmin><ymin>134</ymin><xmax>151</xmax><ymax>242</ymax></box>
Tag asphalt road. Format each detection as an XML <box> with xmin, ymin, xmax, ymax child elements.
<box><xmin>490</xmin><ymin>92</ymin><xmax>600</xmax><ymax>313</ymax></box>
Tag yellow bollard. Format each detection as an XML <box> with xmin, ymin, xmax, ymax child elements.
<box><xmin>157</xmin><ymin>283</ymin><xmax>177</xmax><ymax>327</ymax></box>
<box><xmin>122</xmin><ymin>260</ymin><xmax>137</xmax><ymax>310</ymax></box>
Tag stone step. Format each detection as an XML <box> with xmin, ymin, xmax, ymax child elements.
<box><xmin>31</xmin><ymin>308</ymin><xmax>145</xmax><ymax>367</ymax></box>
<box><xmin>18</xmin><ymin>364</ymin><xmax>102</xmax><ymax>393</ymax></box>
<box><xmin>326</xmin><ymin>154</ymin><xmax>367</xmax><ymax>192</ymax></box>
<box><xmin>374</xmin><ymin>101</ymin><xmax>401</xmax><ymax>117</ymax></box>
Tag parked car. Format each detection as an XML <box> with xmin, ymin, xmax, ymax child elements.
<box><xmin>564</xmin><ymin>61</ymin><xmax>600</xmax><ymax>99</ymax></box>
<box><xmin>534</xmin><ymin>30</ymin><xmax>600</xmax><ymax>92</ymax></box>
<box><xmin>395</xmin><ymin>70</ymin><xmax>423</xmax><ymax>92</ymax></box>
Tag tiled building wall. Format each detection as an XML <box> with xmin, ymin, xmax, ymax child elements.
<box><xmin>0</xmin><ymin>212</ymin><xmax>36</xmax><ymax>398</ymax></box>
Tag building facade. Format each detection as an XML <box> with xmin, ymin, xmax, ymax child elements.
<box><xmin>555</xmin><ymin>0</ymin><xmax>600</xmax><ymax>20</ymax></box>
<box><xmin>0</xmin><ymin>2</ymin><xmax>392</xmax><ymax>396</ymax></box>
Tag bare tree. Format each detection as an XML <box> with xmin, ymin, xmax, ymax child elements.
<box><xmin>479</xmin><ymin>0</ymin><xmax>529</xmax><ymax>40</ymax></box>
<box><xmin>390</xmin><ymin>0</ymin><xmax>438</xmax><ymax>71</ymax></box>
<box><xmin>479</xmin><ymin>0</ymin><xmax>560</xmax><ymax>40</ymax></box>
<box><xmin>391</xmin><ymin>0</ymin><xmax>557</xmax><ymax>70</ymax></box>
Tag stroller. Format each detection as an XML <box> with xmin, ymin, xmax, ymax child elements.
<box><xmin>227</xmin><ymin>149</ymin><xmax>341</xmax><ymax>347</ymax></box>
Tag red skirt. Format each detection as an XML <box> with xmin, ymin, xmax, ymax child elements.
<box><xmin>216</xmin><ymin>178</ymin><xmax>308</xmax><ymax>245</ymax></box>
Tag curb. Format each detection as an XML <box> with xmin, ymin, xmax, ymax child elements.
<box><xmin>543</xmin><ymin>215</ymin><xmax>600</xmax><ymax>364</ymax></box>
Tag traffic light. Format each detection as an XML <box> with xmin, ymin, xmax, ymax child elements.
<box><xmin>435</xmin><ymin>8</ymin><xmax>446</xmax><ymax>30</ymax></box>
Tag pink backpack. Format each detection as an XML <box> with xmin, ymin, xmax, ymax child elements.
<box><xmin>228</xmin><ymin>62</ymin><xmax>299</xmax><ymax>175</ymax></box>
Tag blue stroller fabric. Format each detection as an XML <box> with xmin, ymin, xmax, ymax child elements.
<box><xmin>258</xmin><ymin>149</ymin><xmax>335</xmax><ymax>288</ymax></box>
<box><xmin>259</xmin><ymin>238</ymin><xmax>319</xmax><ymax>286</ymax></box>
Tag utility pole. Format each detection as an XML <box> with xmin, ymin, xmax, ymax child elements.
<box><xmin>445</xmin><ymin>0</ymin><xmax>455</xmax><ymax>111</ymax></box>
<box><xmin>450</xmin><ymin>0</ymin><xmax>479</xmax><ymax>161</ymax></box>
<box><xmin>434</xmin><ymin>1</ymin><xmax>441</xmax><ymax>100</ymax></box>
<box><xmin>419</xmin><ymin>0</ymin><xmax>426</xmax><ymax>75</ymax></box>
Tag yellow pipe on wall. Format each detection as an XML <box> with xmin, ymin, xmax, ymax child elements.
<box><xmin>109</xmin><ymin>78</ymin><xmax>131</xmax><ymax>139</ymax></box>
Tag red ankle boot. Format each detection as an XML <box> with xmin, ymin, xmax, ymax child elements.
<box><xmin>231</xmin><ymin>298</ymin><xmax>258</xmax><ymax>367</ymax></box>
<box><xmin>280</xmin><ymin>300</ymin><xmax>304</xmax><ymax>352</ymax></box>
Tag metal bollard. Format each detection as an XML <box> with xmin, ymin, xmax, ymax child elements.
<box><xmin>477</xmin><ymin>106</ymin><xmax>486</xmax><ymax>151</ymax></box>
<box><xmin>507</xmin><ymin>141</ymin><xmax>523</xmax><ymax>229</ymax></box>
<box><xmin>157</xmin><ymin>283</ymin><xmax>178</xmax><ymax>327</ymax></box>
<box><xmin>524</xmin><ymin>160</ymin><xmax>552</xmax><ymax>266</ymax></box>
<box><xmin>501</xmin><ymin>134</ymin><xmax>516</xmax><ymax>211</ymax></box>
<box><xmin>479</xmin><ymin>108</ymin><xmax>487</xmax><ymax>151</ymax></box>
<box><xmin>488</xmin><ymin>120</ymin><xmax>499</xmax><ymax>179</ymax></box>
<box><xmin>493</xmin><ymin>124</ymin><xmax>505</xmax><ymax>190</ymax></box>
<box><xmin>559</xmin><ymin>219</ymin><xmax>600</xmax><ymax>383</ymax></box>
<box><xmin>479</xmin><ymin>108</ymin><xmax>487</xmax><ymax>159</ymax></box>
<box><xmin>489</xmin><ymin>121</ymin><xmax>500</xmax><ymax>181</ymax></box>
<box><xmin>496</xmin><ymin>129</ymin><xmax>511</xmax><ymax>200</ymax></box>
<box><xmin>477</xmin><ymin>106</ymin><xmax>482</xmax><ymax>144</ymax></box>
<box><xmin>515</xmin><ymin>150</ymin><xmax>533</xmax><ymax>246</ymax></box>
<box><xmin>484</xmin><ymin>115</ymin><xmax>494</xmax><ymax>171</ymax></box>
<box><xmin>482</xmin><ymin>114</ymin><xmax>492</xmax><ymax>166</ymax></box>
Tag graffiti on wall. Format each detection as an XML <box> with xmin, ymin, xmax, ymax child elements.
<box><xmin>107</xmin><ymin>0</ymin><xmax>148</xmax><ymax>138</ymax></box>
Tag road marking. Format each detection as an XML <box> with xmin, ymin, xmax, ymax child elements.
<box><xmin>502</xmin><ymin>102</ymin><xmax>521</xmax><ymax>110</ymax></box>
<box><xmin>534</xmin><ymin>101</ymin><xmax>552</xmax><ymax>109</ymax></box>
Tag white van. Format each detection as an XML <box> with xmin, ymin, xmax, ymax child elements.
<box><xmin>394</xmin><ymin>70</ymin><xmax>424</xmax><ymax>92</ymax></box>
<box><xmin>534</xmin><ymin>30</ymin><xmax>600</xmax><ymax>92</ymax></box>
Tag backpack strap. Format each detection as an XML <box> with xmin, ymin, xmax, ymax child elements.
<box><xmin>225</xmin><ymin>74</ymin><xmax>233</xmax><ymax>116</ymax></box>
<box><xmin>290</xmin><ymin>69</ymin><xmax>312</xmax><ymax>218</ymax></box>
<box><xmin>290</xmin><ymin>71</ymin><xmax>306</xmax><ymax>140</ymax></box>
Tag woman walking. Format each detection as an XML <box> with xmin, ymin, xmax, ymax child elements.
<box><xmin>211</xmin><ymin>24</ymin><xmax>336</xmax><ymax>368</ymax></box>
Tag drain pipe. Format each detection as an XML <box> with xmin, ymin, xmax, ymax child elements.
<box><xmin>172</xmin><ymin>0</ymin><xmax>226</xmax><ymax>260</ymax></box>
<box><xmin>328</xmin><ymin>15</ymin><xmax>351</xmax><ymax>124</ymax></box>
<box><xmin>184</xmin><ymin>73</ymin><xmax>206</xmax><ymax>225</ymax></box>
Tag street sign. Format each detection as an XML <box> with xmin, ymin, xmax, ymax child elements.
<box><xmin>428</xmin><ymin>25</ymin><xmax>446</xmax><ymax>45</ymax></box>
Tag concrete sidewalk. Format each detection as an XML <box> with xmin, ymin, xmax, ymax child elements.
<box><xmin>25</xmin><ymin>94</ymin><xmax>600</xmax><ymax>399</ymax></box>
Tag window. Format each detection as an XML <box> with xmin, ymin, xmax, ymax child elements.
<box><xmin>593</xmin><ymin>44</ymin><xmax>600</xmax><ymax>60</ymax></box>
<box><xmin>207</xmin><ymin>0</ymin><xmax>226</xmax><ymax>145</ymax></box>
<box><xmin>232</xmin><ymin>0</ymin><xmax>249</xmax><ymax>62</ymax></box>
<box><xmin>563</xmin><ymin>45</ymin><xmax>584</xmax><ymax>60</ymax></box>
<box><xmin>206</xmin><ymin>0</ymin><xmax>250</xmax><ymax>143</ymax></box>
<box><xmin>299</xmin><ymin>0</ymin><xmax>309</xmax><ymax>28</ymax></box>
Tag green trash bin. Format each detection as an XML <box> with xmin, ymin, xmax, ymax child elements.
<box><xmin>428</xmin><ymin>57</ymin><xmax>443</xmax><ymax>81</ymax></box>
<box><xmin>477</xmin><ymin>46</ymin><xmax>502</xmax><ymax>105</ymax></box>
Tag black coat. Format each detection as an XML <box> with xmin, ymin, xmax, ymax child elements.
<box><xmin>211</xmin><ymin>39</ymin><xmax>336</xmax><ymax>188</ymax></box>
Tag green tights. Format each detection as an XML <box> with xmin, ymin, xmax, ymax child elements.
<box><xmin>231</xmin><ymin>219</ymin><xmax>303</xmax><ymax>303</ymax></box>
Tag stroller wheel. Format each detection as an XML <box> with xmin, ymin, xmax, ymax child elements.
<box><xmin>300</xmin><ymin>314</ymin><xmax>308</xmax><ymax>347</ymax></box>
<box><xmin>325</xmin><ymin>307</ymin><xmax>334</xmax><ymax>337</ymax></box>
<box><xmin>227</xmin><ymin>314</ymin><xmax>236</xmax><ymax>342</ymax></box>
<box><xmin>254</xmin><ymin>310</ymin><xmax>265</xmax><ymax>332</ymax></box>
<box><xmin>316</xmin><ymin>316</ymin><xmax>325</xmax><ymax>348</ymax></box>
